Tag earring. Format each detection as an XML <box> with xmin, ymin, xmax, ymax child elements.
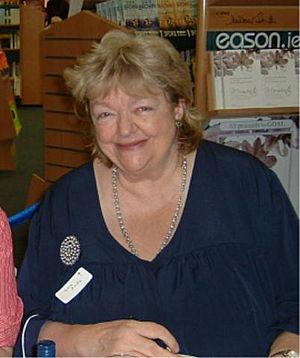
<box><xmin>175</xmin><ymin>120</ymin><xmax>183</xmax><ymax>129</ymax></box>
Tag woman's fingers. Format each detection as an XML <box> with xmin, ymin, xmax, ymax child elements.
<box><xmin>95</xmin><ymin>319</ymin><xmax>179</xmax><ymax>357</ymax></box>
<box><xmin>127</xmin><ymin>335</ymin><xmax>180</xmax><ymax>357</ymax></box>
<box><xmin>133</xmin><ymin>320</ymin><xmax>180</xmax><ymax>354</ymax></box>
<box><xmin>106</xmin><ymin>320</ymin><xmax>180</xmax><ymax>357</ymax></box>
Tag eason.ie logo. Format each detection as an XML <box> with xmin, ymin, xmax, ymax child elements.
<box><xmin>207</xmin><ymin>31</ymin><xmax>300</xmax><ymax>50</ymax></box>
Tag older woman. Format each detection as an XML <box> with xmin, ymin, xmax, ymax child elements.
<box><xmin>0</xmin><ymin>208</ymin><xmax>23</xmax><ymax>357</ymax></box>
<box><xmin>15</xmin><ymin>31</ymin><xmax>298</xmax><ymax>357</ymax></box>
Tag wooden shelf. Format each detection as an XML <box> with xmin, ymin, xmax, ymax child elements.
<box><xmin>0</xmin><ymin>23</ymin><xmax>19</xmax><ymax>27</ymax></box>
<box><xmin>194</xmin><ymin>0</ymin><xmax>299</xmax><ymax>119</ymax></box>
<box><xmin>40</xmin><ymin>11</ymin><xmax>131</xmax><ymax>184</ymax></box>
<box><xmin>208</xmin><ymin>107</ymin><xmax>299</xmax><ymax>118</ymax></box>
<box><xmin>1</xmin><ymin>47</ymin><xmax>19</xmax><ymax>51</ymax></box>
<box><xmin>20</xmin><ymin>4</ymin><xmax>45</xmax><ymax>104</ymax></box>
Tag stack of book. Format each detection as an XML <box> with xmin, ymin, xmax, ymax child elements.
<box><xmin>95</xmin><ymin>0</ymin><xmax>197</xmax><ymax>31</ymax></box>
<box><xmin>0</xmin><ymin>5</ymin><xmax>19</xmax><ymax>24</ymax></box>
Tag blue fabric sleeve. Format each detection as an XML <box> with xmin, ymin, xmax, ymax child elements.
<box><xmin>14</xmin><ymin>205</ymin><xmax>51</xmax><ymax>357</ymax></box>
<box><xmin>267</xmin><ymin>171</ymin><xmax>299</xmax><ymax>335</ymax></box>
<box><xmin>14</xmin><ymin>315</ymin><xmax>47</xmax><ymax>357</ymax></box>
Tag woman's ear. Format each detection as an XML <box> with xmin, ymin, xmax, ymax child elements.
<box><xmin>174</xmin><ymin>99</ymin><xmax>186</xmax><ymax>121</ymax></box>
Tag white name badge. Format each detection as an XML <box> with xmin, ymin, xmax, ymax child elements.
<box><xmin>55</xmin><ymin>267</ymin><xmax>93</xmax><ymax>304</ymax></box>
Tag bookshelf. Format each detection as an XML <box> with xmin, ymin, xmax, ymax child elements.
<box><xmin>194</xmin><ymin>0</ymin><xmax>299</xmax><ymax>119</ymax></box>
<box><xmin>0</xmin><ymin>4</ymin><xmax>45</xmax><ymax>103</ymax></box>
<box><xmin>0</xmin><ymin>3</ymin><xmax>20</xmax><ymax>97</ymax></box>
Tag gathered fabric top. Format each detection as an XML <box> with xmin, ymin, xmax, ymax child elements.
<box><xmin>17</xmin><ymin>140</ymin><xmax>299</xmax><ymax>357</ymax></box>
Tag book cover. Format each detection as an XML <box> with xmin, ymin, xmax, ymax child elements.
<box><xmin>107</xmin><ymin>0</ymin><xmax>119</xmax><ymax>24</ymax></box>
<box><xmin>189</xmin><ymin>0</ymin><xmax>197</xmax><ymax>28</ymax></box>
<box><xmin>210</xmin><ymin>50</ymin><xmax>262</xmax><ymax>109</ymax></box>
<box><xmin>0</xmin><ymin>8</ymin><xmax>5</xmax><ymax>25</ymax></box>
<box><xmin>95</xmin><ymin>2</ymin><xmax>108</xmax><ymax>20</ymax></box>
<box><xmin>173</xmin><ymin>0</ymin><xmax>195</xmax><ymax>29</ymax></box>
<box><xmin>157</xmin><ymin>0</ymin><xmax>176</xmax><ymax>30</ymax></box>
<box><xmin>138</xmin><ymin>0</ymin><xmax>159</xmax><ymax>31</ymax></box>
<box><xmin>115</xmin><ymin>0</ymin><xmax>125</xmax><ymax>26</ymax></box>
<box><xmin>225</xmin><ymin>50</ymin><xmax>261</xmax><ymax>109</ymax></box>
<box><xmin>204</xmin><ymin>115</ymin><xmax>299</xmax><ymax>214</ymax></box>
<box><xmin>123</xmin><ymin>0</ymin><xmax>139</xmax><ymax>29</ymax></box>
<box><xmin>0</xmin><ymin>50</ymin><xmax>9</xmax><ymax>77</ymax></box>
<box><xmin>10</xmin><ymin>7</ymin><xmax>19</xmax><ymax>25</ymax></box>
<box><xmin>260</xmin><ymin>49</ymin><xmax>299</xmax><ymax>107</ymax></box>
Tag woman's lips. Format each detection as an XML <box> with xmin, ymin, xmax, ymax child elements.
<box><xmin>116</xmin><ymin>139</ymin><xmax>147</xmax><ymax>150</ymax></box>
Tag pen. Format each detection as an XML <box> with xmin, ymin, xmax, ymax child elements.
<box><xmin>128</xmin><ymin>316</ymin><xmax>173</xmax><ymax>353</ymax></box>
<box><xmin>155</xmin><ymin>338</ymin><xmax>173</xmax><ymax>353</ymax></box>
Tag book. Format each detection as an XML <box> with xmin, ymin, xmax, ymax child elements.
<box><xmin>0</xmin><ymin>50</ymin><xmax>9</xmax><ymax>77</ymax></box>
<box><xmin>8</xmin><ymin>98</ymin><xmax>22</xmax><ymax>134</ymax></box>
<box><xmin>204</xmin><ymin>115</ymin><xmax>299</xmax><ymax>214</ymax></box>
<box><xmin>123</xmin><ymin>0</ymin><xmax>139</xmax><ymax>29</ymax></box>
<box><xmin>189</xmin><ymin>0</ymin><xmax>197</xmax><ymax>27</ymax></box>
<box><xmin>138</xmin><ymin>0</ymin><xmax>159</xmax><ymax>31</ymax></box>
<box><xmin>210</xmin><ymin>50</ymin><xmax>262</xmax><ymax>109</ymax></box>
<box><xmin>107</xmin><ymin>0</ymin><xmax>119</xmax><ymax>24</ymax></box>
<box><xmin>95</xmin><ymin>2</ymin><xmax>108</xmax><ymax>20</ymax></box>
<box><xmin>174</xmin><ymin>0</ymin><xmax>195</xmax><ymax>29</ymax></box>
<box><xmin>10</xmin><ymin>7</ymin><xmax>19</xmax><ymax>24</ymax></box>
<box><xmin>0</xmin><ymin>7</ymin><xmax>5</xmax><ymax>25</ymax></box>
<box><xmin>115</xmin><ymin>0</ymin><xmax>125</xmax><ymax>26</ymax></box>
<box><xmin>157</xmin><ymin>0</ymin><xmax>176</xmax><ymax>30</ymax></box>
<box><xmin>260</xmin><ymin>49</ymin><xmax>299</xmax><ymax>107</ymax></box>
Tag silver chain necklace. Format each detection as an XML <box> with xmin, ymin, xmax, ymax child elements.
<box><xmin>111</xmin><ymin>157</ymin><xmax>188</xmax><ymax>257</ymax></box>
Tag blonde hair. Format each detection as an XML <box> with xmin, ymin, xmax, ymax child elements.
<box><xmin>64</xmin><ymin>30</ymin><xmax>203</xmax><ymax>166</ymax></box>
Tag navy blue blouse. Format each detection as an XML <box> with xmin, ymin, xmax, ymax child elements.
<box><xmin>15</xmin><ymin>140</ymin><xmax>299</xmax><ymax>357</ymax></box>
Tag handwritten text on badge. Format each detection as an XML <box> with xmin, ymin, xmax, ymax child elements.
<box><xmin>55</xmin><ymin>267</ymin><xmax>93</xmax><ymax>304</ymax></box>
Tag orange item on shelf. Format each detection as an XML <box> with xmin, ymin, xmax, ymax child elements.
<box><xmin>0</xmin><ymin>51</ymin><xmax>9</xmax><ymax>77</ymax></box>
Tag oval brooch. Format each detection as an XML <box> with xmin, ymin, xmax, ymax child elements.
<box><xmin>60</xmin><ymin>235</ymin><xmax>81</xmax><ymax>266</ymax></box>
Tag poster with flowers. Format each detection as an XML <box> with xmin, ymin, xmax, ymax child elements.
<box><xmin>204</xmin><ymin>115</ymin><xmax>299</xmax><ymax>214</ymax></box>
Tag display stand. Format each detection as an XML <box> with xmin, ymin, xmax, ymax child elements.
<box><xmin>0</xmin><ymin>75</ymin><xmax>16</xmax><ymax>170</ymax></box>
<box><xmin>194</xmin><ymin>0</ymin><xmax>299</xmax><ymax>118</ymax></box>
<box><xmin>195</xmin><ymin>0</ymin><xmax>299</xmax><ymax>213</ymax></box>
<box><xmin>20</xmin><ymin>5</ymin><xmax>45</xmax><ymax>105</ymax></box>
<box><xmin>40</xmin><ymin>11</ymin><xmax>130</xmax><ymax>185</ymax></box>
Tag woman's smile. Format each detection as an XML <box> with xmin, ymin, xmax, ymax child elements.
<box><xmin>116</xmin><ymin>139</ymin><xmax>148</xmax><ymax>151</ymax></box>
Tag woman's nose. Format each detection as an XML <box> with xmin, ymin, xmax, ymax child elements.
<box><xmin>117</xmin><ymin>113</ymin><xmax>134</xmax><ymax>136</ymax></box>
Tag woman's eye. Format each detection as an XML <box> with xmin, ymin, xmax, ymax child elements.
<box><xmin>98</xmin><ymin>112</ymin><xmax>111</xmax><ymax>118</ymax></box>
<box><xmin>95</xmin><ymin>112</ymin><xmax>113</xmax><ymax>122</ymax></box>
<box><xmin>137</xmin><ymin>106</ymin><xmax>152</xmax><ymax>113</ymax></box>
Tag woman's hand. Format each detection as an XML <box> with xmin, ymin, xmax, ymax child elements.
<box><xmin>268</xmin><ymin>331</ymin><xmax>299</xmax><ymax>357</ymax></box>
<box><xmin>0</xmin><ymin>347</ymin><xmax>13</xmax><ymax>357</ymax></box>
<box><xmin>39</xmin><ymin>319</ymin><xmax>180</xmax><ymax>357</ymax></box>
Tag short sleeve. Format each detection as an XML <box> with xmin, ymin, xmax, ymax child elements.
<box><xmin>0</xmin><ymin>208</ymin><xmax>23</xmax><ymax>347</ymax></box>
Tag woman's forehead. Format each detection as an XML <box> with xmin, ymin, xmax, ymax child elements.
<box><xmin>89</xmin><ymin>82</ymin><xmax>164</xmax><ymax>101</ymax></box>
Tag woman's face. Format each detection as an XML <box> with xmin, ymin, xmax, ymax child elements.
<box><xmin>89</xmin><ymin>87</ymin><xmax>184</xmax><ymax>175</ymax></box>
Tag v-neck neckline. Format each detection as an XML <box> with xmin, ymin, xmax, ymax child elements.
<box><xmin>90</xmin><ymin>148</ymin><xmax>201</xmax><ymax>263</ymax></box>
